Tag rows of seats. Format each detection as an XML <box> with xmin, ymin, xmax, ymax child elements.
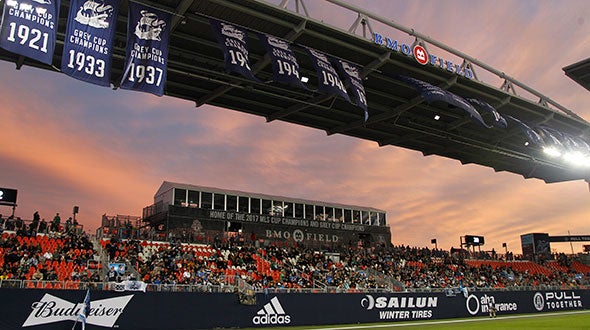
<box><xmin>1</xmin><ymin>231</ymin><xmax>96</xmax><ymax>284</ymax></box>
<box><xmin>4</xmin><ymin>230</ymin><xmax>588</xmax><ymax>291</ymax></box>
<box><xmin>99</xmin><ymin>237</ymin><xmax>589</xmax><ymax>291</ymax></box>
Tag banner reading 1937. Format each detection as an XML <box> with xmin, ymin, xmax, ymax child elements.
<box><xmin>61</xmin><ymin>0</ymin><xmax>120</xmax><ymax>86</ymax></box>
<box><xmin>0</xmin><ymin>0</ymin><xmax>60</xmax><ymax>65</ymax></box>
<box><xmin>120</xmin><ymin>2</ymin><xmax>171</xmax><ymax>96</ymax></box>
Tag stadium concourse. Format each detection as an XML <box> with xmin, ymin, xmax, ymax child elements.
<box><xmin>1</xmin><ymin>214</ymin><xmax>588</xmax><ymax>293</ymax></box>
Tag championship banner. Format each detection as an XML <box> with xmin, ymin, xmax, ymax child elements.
<box><xmin>466</xmin><ymin>98</ymin><xmax>508</xmax><ymax>129</ymax></box>
<box><xmin>61</xmin><ymin>0</ymin><xmax>120</xmax><ymax>86</ymax></box>
<box><xmin>210</xmin><ymin>19</ymin><xmax>259</xmax><ymax>82</ymax></box>
<box><xmin>120</xmin><ymin>2</ymin><xmax>171</xmax><ymax>96</ymax></box>
<box><xmin>505</xmin><ymin>115</ymin><xmax>543</xmax><ymax>146</ymax></box>
<box><xmin>304</xmin><ymin>47</ymin><xmax>350</xmax><ymax>101</ymax></box>
<box><xmin>0</xmin><ymin>0</ymin><xmax>60</xmax><ymax>65</ymax></box>
<box><xmin>259</xmin><ymin>33</ymin><xmax>306</xmax><ymax>89</ymax></box>
<box><xmin>334</xmin><ymin>59</ymin><xmax>368</xmax><ymax>121</ymax></box>
<box><xmin>394</xmin><ymin>74</ymin><xmax>487</xmax><ymax>127</ymax></box>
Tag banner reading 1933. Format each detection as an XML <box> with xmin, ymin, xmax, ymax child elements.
<box><xmin>120</xmin><ymin>2</ymin><xmax>171</xmax><ymax>96</ymax></box>
<box><xmin>0</xmin><ymin>0</ymin><xmax>60</xmax><ymax>65</ymax></box>
<box><xmin>61</xmin><ymin>0</ymin><xmax>120</xmax><ymax>86</ymax></box>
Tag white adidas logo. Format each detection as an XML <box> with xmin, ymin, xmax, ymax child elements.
<box><xmin>252</xmin><ymin>296</ymin><xmax>291</xmax><ymax>325</ymax></box>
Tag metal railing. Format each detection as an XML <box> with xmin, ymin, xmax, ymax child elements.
<box><xmin>2</xmin><ymin>278</ymin><xmax>586</xmax><ymax>293</ymax></box>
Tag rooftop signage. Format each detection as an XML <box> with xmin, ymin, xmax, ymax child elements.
<box><xmin>374</xmin><ymin>32</ymin><xmax>475</xmax><ymax>80</ymax></box>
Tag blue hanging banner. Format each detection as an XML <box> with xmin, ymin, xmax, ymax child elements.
<box><xmin>61</xmin><ymin>0</ymin><xmax>120</xmax><ymax>87</ymax></box>
<box><xmin>304</xmin><ymin>46</ymin><xmax>350</xmax><ymax>102</ymax></box>
<box><xmin>259</xmin><ymin>33</ymin><xmax>306</xmax><ymax>89</ymax></box>
<box><xmin>120</xmin><ymin>2</ymin><xmax>171</xmax><ymax>96</ymax></box>
<box><xmin>505</xmin><ymin>115</ymin><xmax>543</xmax><ymax>146</ymax></box>
<box><xmin>210</xmin><ymin>19</ymin><xmax>259</xmax><ymax>82</ymax></box>
<box><xmin>466</xmin><ymin>98</ymin><xmax>508</xmax><ymax>129</ymax></box>
<box><xmin>394</xmin><ymin>74</ymin><xmax>488</xmax><ymax>128</ymax></box>
<box><xmin>0</xmin><ymin>0</ymin><xmax>60</xmax><ymax>65</ymax></box>
<box><xmin>334</xmin><ymin>59</ymin><xmax>368</xmax><ymax>121</ymax></box>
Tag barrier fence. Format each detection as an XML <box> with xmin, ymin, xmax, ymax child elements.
<box><xmin>0</xmin><ymin>287</ymin><xmax>587</xmax><ymax>329</ymax></box>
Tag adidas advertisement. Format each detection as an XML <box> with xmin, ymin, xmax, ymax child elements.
<box><xmin>252</xmin><ymin>296</ymin><xmax>291</xmax><ymax>325</ymax></box>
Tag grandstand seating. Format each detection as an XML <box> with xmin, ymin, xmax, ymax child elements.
<box><xmin>1</xmin><ymin>230</ymin><xmax>588</xmax><ymax>292</ymax></box>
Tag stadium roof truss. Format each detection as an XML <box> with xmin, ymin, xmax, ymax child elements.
<box><xmin>2</xmin><ymin>0</ymin><xmax>590</xmax><ymax>183</ymax></box>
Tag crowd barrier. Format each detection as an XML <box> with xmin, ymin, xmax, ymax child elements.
<box><xmin>0</xmin><ymin>288</ymin><xmax>587</xmax><ymax>329</ymax></box>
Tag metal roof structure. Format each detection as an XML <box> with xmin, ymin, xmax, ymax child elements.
<box><xmin>564</xmin><ymin>57</ymin><xmax>590</xmax><ymax>93</ymax></box>
<box><xmin>2</xmin><ymin>0</ymin><xmax>590</xmax><ymax>183</ymax></box>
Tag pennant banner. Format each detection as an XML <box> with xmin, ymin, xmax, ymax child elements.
<box><xmin>505</xmin><ymin>115</ymin><xmax>543</xmax><ymax>145</ymax></box>
<box><xmin>0</xmin><ymin>0</ymin><xmax>60</xmax><ymax>65</ymax></box>
<box><xmin>259</xmin><ymin>33</ymin><xmax>306</xmax><ymax>89</ymax></box>
<box><xmin>61</xmin><ymin>0</ymin><xmax>120</xmax><ymax>86</ymax></box>
<box><xmin>304</xmin><ymin>46</ymin><xmax>350</xmax><ymax>101</ymax></box>
<box><xmin>466</xmin><ymin>98</ymin><xmax>508</xmax><ymax>129</ymax></box>
<box><xmin>394</xmin><ymin>75</ymin><xmax>488</xmax><ymax>128</ymax></box>
<box><xmin>334</xmin><ymin>59</ymin><xmax>368</xmax><ymax>121</ymax></box>
<box><xmin>535</xmin><ymin>126</ymin><xmax>564</xmax><ymax>148</ymax></box>
<box><xmin>210</xmin><ymin>19</ymin><xmax>258</xmax><ymax>82</ymax></box>
<box><xmin>120</xmin><ymin>2</ymin><xmax>171</xmax><ymax>96</ymax></box>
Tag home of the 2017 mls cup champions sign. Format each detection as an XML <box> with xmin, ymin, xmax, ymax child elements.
<box><xmin>120</xmin><ymin>2</ymin><xmax>171</xmax><ymax>96</ymax></box>
<box><xmin>61</xmin><ymin>0</ymin><xmax>120</xmax><ymax>86</ymax></box>
<box><xmin>0</xmin><ymin>0</ymin><xmax>60</xmax><ymax>65</ymax></box>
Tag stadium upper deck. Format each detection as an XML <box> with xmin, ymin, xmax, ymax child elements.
<box><xmin>1</xmin><ymin>0</ymin><xmax>589</xmax><ymax>183</ymax></box>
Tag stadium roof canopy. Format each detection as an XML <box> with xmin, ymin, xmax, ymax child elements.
<box><xmin>564</xmin><ymin>58</ymin><xmax>590</xmax><ymax>93</ymax></box>
<box><xmin>2</xmin><ymin>0</ymin><xmax>590</xmax><ymax>183</ymax></box>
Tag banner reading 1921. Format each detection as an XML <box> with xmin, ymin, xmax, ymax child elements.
<box><xmin>61</xmin><ymin>0</ymin><xmax>120</xmax><ymax>86</ymax></box>
<box><xmin>0</xmin><ymin>0</ymin><xmax>60</xmax><ymax>65</ymax></box>
<box><xmin>120</xmin><ymin>2</ymin><xmax>171</xmax><ymax>96</ymax></box>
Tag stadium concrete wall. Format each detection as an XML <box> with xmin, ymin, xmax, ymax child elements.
<box><xmin>0</xmin><ymin>288</ymin><xmax>587</xmax><ymax>329</ymax></box>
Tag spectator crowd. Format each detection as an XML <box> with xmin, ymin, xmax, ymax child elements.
<box><xmin>1</xmin><ymin>212</ymin><xmax>589</xmax><ymax>293</ymax></box>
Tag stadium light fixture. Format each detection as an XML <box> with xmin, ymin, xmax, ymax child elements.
<box><xmin>301</xmin><ymin>76</ymin><xmax>309</xmax><ymax>83</ymax></box>
<box><xmin>434</xmin><ymin>114</ymin><xmax>441</xmax><ymax>121</ymax></box>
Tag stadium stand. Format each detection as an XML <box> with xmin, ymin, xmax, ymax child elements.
<box><xmin>0</xmin><ymin>216</ymin><xmax>588</xmax><ymax>293</ymax></box>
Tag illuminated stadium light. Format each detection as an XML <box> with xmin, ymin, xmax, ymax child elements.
<box><xmin>543</xmin><ymin>146</ymin><xmax>562</xmax><ymax>158</ymax></box>
<box><xmin>434</xmin><ymin>114</ymin><xmax>441</xmax><ymax>121</ymax></box>
<box><xmin>301</xmin><ymin>76</ymin><xmax>309</xmax><ymax>83</ymax></box>
<box><xmin>562</xmin><ymin>151</ymin><xmax>590</xmax><ymax>167</ymax></box>
<box><xmin>524</xmin><ymin>141</ymin><xmax>529</xmax><ymax>146</ymax></box>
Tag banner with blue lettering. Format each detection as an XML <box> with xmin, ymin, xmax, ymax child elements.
<box><xmin>210</xmin><ymin>19</ymin><xmax>259</xmax><ymax>82</ymax></box>
<box><xmin>0</xmin><ymin>0</ymin><xmax>60</xmax><ymax>65</ymax></box>
<box><xmin>304</xmin><ymin>47</ymin><xmax>350</xmax><ymax>102</ymax></box>
<box><xmin>334</xmin><ymin>59</ymin><xmax>368</xmax><ymax>121</ymax></box>
<box><xmin>394</xmin><ymin>74</ymin><xmax>487</xmax><ymax>127</ymax></box>
<box><xmin>259</xmin><ymin>33</ymin><xmax>306</xmax><ymax>89</ymax></box>
<box><xmin>61</xmin><ymin>0</ymin><xmax>120</xmax><ymax>86</ymax></box>
<box><xmin>120</xmin><ymin>2</ymin><xmax>171</xmax><ymax>96</ymax></box>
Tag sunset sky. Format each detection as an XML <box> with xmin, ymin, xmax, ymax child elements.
<box><xmin>1</xmin><ymin>0</ymin><xmax>589</xmax><ymax>254</ymax></box>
